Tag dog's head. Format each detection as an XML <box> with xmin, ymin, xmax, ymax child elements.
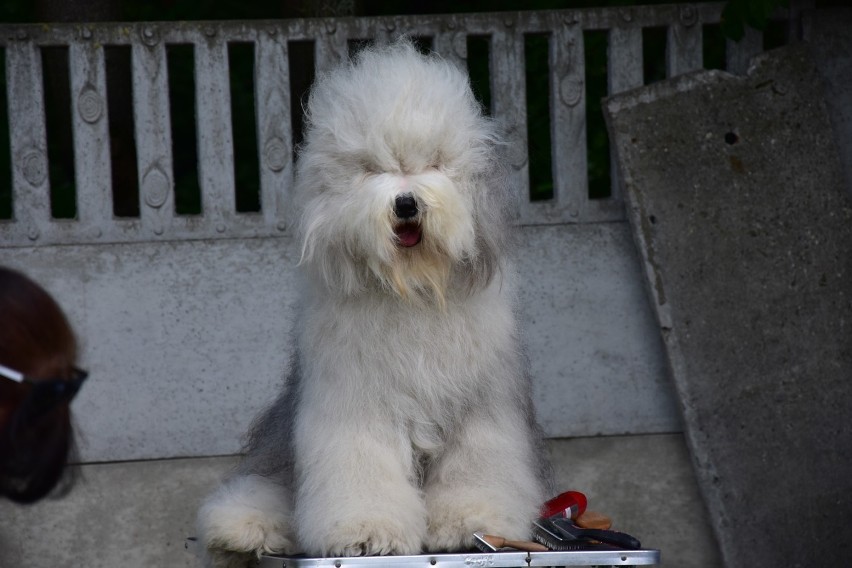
<box><xmin>295</xmin><ymin>39</ymin><xmax>511</xmax><ymax>306</ymax></box>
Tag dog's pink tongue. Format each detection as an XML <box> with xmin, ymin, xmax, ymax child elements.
<box><xmin>395</xmin><ymin>225</ymin><xmax>422</xmax><ymax>247</ymax></box>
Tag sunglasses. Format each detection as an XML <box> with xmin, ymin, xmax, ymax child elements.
<box><xmin>0</xmin><ymin>363</ymin><xmax>88</xmax><ymax>422</ymax></box>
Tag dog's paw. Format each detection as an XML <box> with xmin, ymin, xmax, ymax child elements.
<box><xmin>424</xmin><ymin>508</ymin><xmax>482</xmax><ymax>552</ymax></box>
<box><xmin>203</xmin><ymin>513</ymin><xmax>294</xmax><ymax>557</ymax></box>
<box><xmin>197</xmin><ymin>474</ymin><xmax>296</xmax><ymax>562</ymax></box>
<box><xmin>323</xmin><ymin>519</ymin><xmax>423</xmax><ymax>557</ymax></box>
<box><xmin>424</xmin><ymin>496</ymin><xmax>532</xmax><ymax>552</ymax></box>
<box><xmin>199</xmin><ymin>547</ymin><xmax>256</xmax><ymax>568</ymax></box>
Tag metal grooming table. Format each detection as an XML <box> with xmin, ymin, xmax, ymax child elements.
<box><xmin>186</xmin><ymin>539</ymin><xmax>660</xmax><ymax>568</ymax></box>
<box><xmin>270</xmin><ymin>549</ymin><xmax>660</xmax><ymax>568</ymax></box>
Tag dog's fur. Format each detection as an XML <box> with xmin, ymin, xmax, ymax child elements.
<box><xmin>196</xmin><ymin>39</ymin><xmax>550</xmax><ymax>567</ymax></box>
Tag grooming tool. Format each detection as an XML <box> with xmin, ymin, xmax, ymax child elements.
<box><xmin>575</xmin><ymin>510</ymin><xmax>612</xmax><ymax>530</ymax></box>
<box><xmin>531</xmin><ymin>518</ymin><xmax>591</xmax><ymax>551</ymax></box>
<box><xmin>541</xmin><ymin>490</ymin><xmax>587</xmax><ymax>519</ymax></box>
<box><xmin>550</xmin><ymin>517</ymin><xmax>642</xmax><ymax>550</ymax></box>
<box><xmin>472</xmin><ymin>531</ymin><xmax>549</xmax><ymax>552</ymax></box>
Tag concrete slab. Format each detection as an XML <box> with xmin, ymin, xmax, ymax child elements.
<box><xmin>809</xmin><ymin>8</ymin><xmax>852</xmax><ymax>197</ymax></box>
<box><xmin>0</xmin><ymin>435</ymin><xmax>717</xmax><ymax>567</ymax></box>
<box><xmin>0</xmin><ymin>455</ymin><xmax>240</xmax><ymax>568</ymax></box>
<box><xmin>605</xmin><ymin>43</ymin><xmax>852</xmax><ymax>567</ymax></box>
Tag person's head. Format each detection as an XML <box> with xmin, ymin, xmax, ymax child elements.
<box><xmin>0</xmin><ymin>266</ymin><xmax>85</xmax><ymax>503</ymax></box>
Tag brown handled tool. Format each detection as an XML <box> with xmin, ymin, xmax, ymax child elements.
<box><xmin>575</xmin><ymin>510</ymin><xmax>612</xmax><ymax>530</ymax></box>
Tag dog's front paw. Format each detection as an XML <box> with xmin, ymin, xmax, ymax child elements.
<box><xmin>197</xmin><ymin>474</ymin><xmax>296</xmax><ymax>564</ymax></box>
<box><xmin>295</xmin><ymin>464</ymin><xmax>428</xmax><ymax>556</ymax></box>
<box><xmin>425</xmin><ymin>494</ymin><xmax>532</xmax><ymax>552</ymax></box>
<box><xmin>424</xmin><ymin>505</ymin><xmax>483</xmax><ymax>552</ymax></box>
<box><xmin>324</xmin><ymin>519</ymin><xmax>423</xmax><ymax>557</ymax></box>
<box><xmin>199</xmin><ymin>547</ymin><xmax>256</xmax><ymax>568</ymax></box>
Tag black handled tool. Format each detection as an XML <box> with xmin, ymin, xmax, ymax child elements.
<box><xmin>550</xmin><ymin>517</ymin><xmax>642</xmax><ymax>549</ymax></box>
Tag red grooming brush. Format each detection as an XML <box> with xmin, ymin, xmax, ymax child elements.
<box><xmin>541</xmin><ymin>491</ymin><xmax>587</xmax><ymax>519</ymax></box>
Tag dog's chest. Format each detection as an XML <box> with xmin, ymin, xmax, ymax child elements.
<box><xmin>301</xmin><ymin>292</ymin><xmax>517</xmax><ymax>434</ymax></box>
<box><xmin>308</xmin><ymin>294</ymin><xmax>509</xmax><ymax>370</ymax></box>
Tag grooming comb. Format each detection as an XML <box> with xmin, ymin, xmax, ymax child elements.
<box><xmin>531</xmin><ymin>518</ymin><xmax>594</xmax><ymax>551</ymax></box>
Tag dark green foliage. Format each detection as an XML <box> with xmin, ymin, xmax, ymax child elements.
<box><xmin>466</xmin><ymin>36</ymin><xmax>492</xmax><ymax>116</ymax></box>
<box><xmin>721</xmin><ymin>0</ymin><xmax>790</xmax><ymax>41</ymax></box>
<box><xmin>166</xmin><ymin>45</ymin><xmax>202</xmax><ymax>216</ymax></box>
<box><xmin>41</xmin><ymin>47</ymin><xmax>77</xmax><ymax>219</ymax></box>
<box><xmin>525</xmin><ymin>34</ymin><xmax>554</xmax><ymax>201</ymax></box>
<box><xmin>584</xmin><ymin>30</ymin><xmax>611</xmax><ymax>200</ymax></box>
<box><xmin>229</xmin><ymin>43</ymin><xmax>261</xmax><ymax>213</ymax></box>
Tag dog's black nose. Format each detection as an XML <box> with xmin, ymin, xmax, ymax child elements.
<box><xmin>394</xmin><ymin>194</ymin><xmax>418</xmax><ymax>219</ymax></box>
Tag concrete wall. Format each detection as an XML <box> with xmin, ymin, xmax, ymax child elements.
<box><xmin>0</xmin><ymin>224</ymin><xmax>678</xmax><ymax>464</ymax></box>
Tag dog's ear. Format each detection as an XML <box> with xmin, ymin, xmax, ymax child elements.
<box><xmin>298</xmin><ymin>195</ymin><xmax>371</xmax><ymax>296</ymax></box>
<box><xmin>458</xmin><ymin>161</ymin><xmax>514</xmax><ymax>293</ymax></box>
<box><xmin>464</xmin><ymin>223</ymin><xmax>502</xmax><ymax>292</ymax></box>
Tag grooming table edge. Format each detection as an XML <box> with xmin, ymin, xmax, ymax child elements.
<box><xmin>185</xmin><ymin>539</ymin><xmax>660</xmax><ymax>567</ymax></box>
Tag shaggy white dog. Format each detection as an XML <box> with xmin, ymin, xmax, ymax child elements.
<box><xmin>196</xmin><ymin>39</ymin><xmax>550</xmax><ymax>567</ymax></box>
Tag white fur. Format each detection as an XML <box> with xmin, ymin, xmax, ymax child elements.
<box><xmin>197</xmin><ymin>475</ymin><xmax>294</xmax><ymax>567</ymax></box>
<box><xmin>197</xmin><ymin>39</ymin><xmax>548</xmax><ymax>566</ymax></box>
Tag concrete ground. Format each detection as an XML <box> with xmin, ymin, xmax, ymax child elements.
<box><xmin>0</xmin><ymin>434</ymin><xmax>721</xmax><ymax>567</ymax></box>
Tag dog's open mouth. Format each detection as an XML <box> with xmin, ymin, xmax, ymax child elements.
<box><xmin>394</xmin><ymin>223</ymin><xmax>422</xmax><ymax>247</ymax></box>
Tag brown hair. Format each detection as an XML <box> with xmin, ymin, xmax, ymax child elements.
<box><xmin>0</xmin><ymin>266</ymin><xmax>79</xmax><ymax>503</ymax></box>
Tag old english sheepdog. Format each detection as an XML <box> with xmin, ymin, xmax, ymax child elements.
<box><xmin>196</xmin><ymin>39</ymin><xmax>550</xmax><ymax>567</ymax></box>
